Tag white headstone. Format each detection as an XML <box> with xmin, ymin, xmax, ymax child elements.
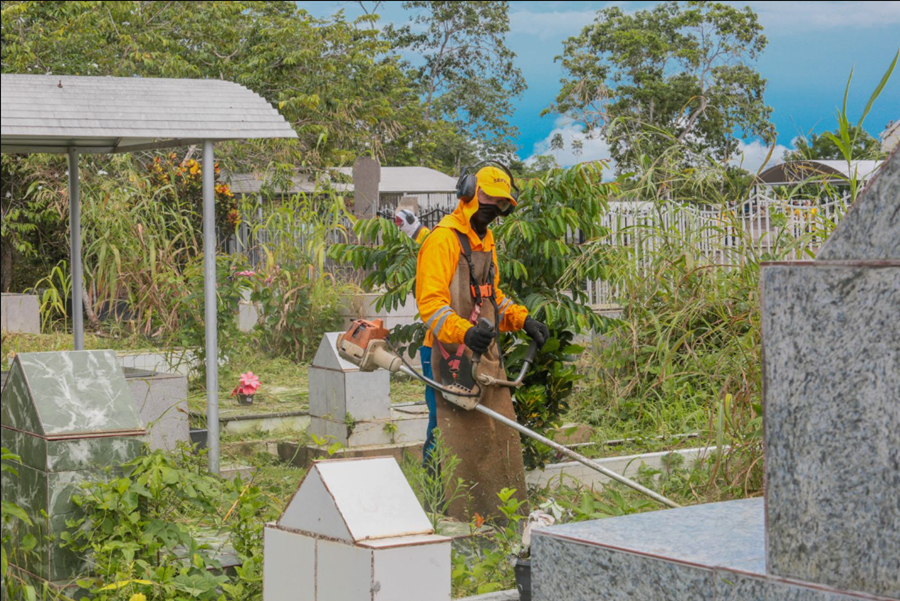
<box><xmin>308</xmin><ymin>332</ymin><xmax>393</xmax><ymax>429</ymax></box>
<box><xmin>277</xmin><ymin>457</ymin><xmax>433</xmax><ymax>542</ymax></box>
<box><xmin>311</xmin><ymin>332</ymin><xmax>359</xmax><ymax>372</ymax></box>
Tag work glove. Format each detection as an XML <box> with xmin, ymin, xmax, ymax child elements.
<box><xmin>523</xmin><ymin>316</ymin><xmax>550</xmax><ymax>350</ymax></box>
<box><xmin>463</xmin><ymin>324</ymin><xmax>494</xmax><ymax>355</ymax></box>
<box><xmin>394</xmin><ymin>209</ymin><xmax>424</xmax><ymax>240</ymax></box>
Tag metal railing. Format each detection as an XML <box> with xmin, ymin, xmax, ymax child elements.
<box><xmin>222</xmin><ymin>189</ymin><xmax>849</xmax><ymax>309</ymax></box>
<box><xmin>584</xmin><ymin>190</ymin><xmax>850</xmax><ymax>307</ymax></box>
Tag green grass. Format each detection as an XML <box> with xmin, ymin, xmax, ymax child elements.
<box><xmin>2</xmin><ymin>330</ymin><xmax>161</xmax><ymax>361</ymax></box>
<box><xmin>391</xmin><ymin>373</ymin><xmax>427</xmax><ymax>405</ymax></box>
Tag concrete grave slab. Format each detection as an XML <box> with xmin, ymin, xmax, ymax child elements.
<box><xmin>818</xmin><ymin>149</ymin><xmax>900</xmax><ymax>261</ymax></box>
<box><xmin>532</xmin><ymin>499</ymin><xmax>885</xmax><ymax>601</ymax></box>
<box><xmin>309</xmin><ymin>406</ymin><xmax>428</xmax><ymax>448</ymax></box>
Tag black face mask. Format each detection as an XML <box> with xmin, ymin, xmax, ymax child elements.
<box><xmin>470</xmin><ymin>203</ymin><xmax>502</xmax><ymax>237</ymax></box>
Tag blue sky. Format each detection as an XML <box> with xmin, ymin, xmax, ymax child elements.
<box><xmin>300</xmin><ymin>1</ymin><xmax>900</xmax><ymax>170</ymax></box>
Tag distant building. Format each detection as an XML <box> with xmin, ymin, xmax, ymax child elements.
<box><xmin>881</xmin><ymin>120</ymin><xmax>899</xmax><ymax>153</ymax></box>
<box><xmin>228</xmin><ymin>166</ymin><xmax>458</xmax><ymax>210</ymax></box>
<box><xmin>756</xmin><ymin>160</ymin><xmax>883</xmax><ymax>186</ymax></box>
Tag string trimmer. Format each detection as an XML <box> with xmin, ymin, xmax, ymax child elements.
<box><xmin>336</xmin><ymin>318</ymin><xmax>680</xmax><ymax>509</ymax></box>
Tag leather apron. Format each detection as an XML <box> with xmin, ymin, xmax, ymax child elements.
<box><xmin>431</xmin><ymin>237</ymin><xmax>527</xmax><ymax>522</ymax></box>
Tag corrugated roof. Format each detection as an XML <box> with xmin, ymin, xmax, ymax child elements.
<box><xmin>1</xmin><ymin>74</ymin><xmax>297</xmax><ymax>154</ymax></box>
<box><xmin>336</xmin><ymin>165</ymin><xmax>458</xmax><ymax>193</ymax></box>
<box><xmin>757</xmin><ymin>160</ymin><xmax>883</xmax><ymax>184</ymax></box>
<box><xmin>226</xmin><ymin>172</ymin><xmax>351</xmax><ymax>196</ymax></box>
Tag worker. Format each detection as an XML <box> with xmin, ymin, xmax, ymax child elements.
<box><xmin>395</xmin><ymin>208</ymin><xmax>430</xmax><ymax>244</ymax></box>
<box><xmin>393</xmin><ymin>208</ymin><xmax>442</xmax><ymax>467</ymax></box>
<box><xmin>415</xmin><ymin>161</ymin><xmax>550</xmax><ymax>521</ymax></box>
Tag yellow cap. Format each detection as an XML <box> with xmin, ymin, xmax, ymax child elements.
<box><xmin>476</xmin><ymin>166</ymin><xmax>517</xmax><ymax>206</ymax></box>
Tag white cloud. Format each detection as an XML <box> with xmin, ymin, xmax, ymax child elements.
<box><xmin>728</xmin><ymin>138</ymin><xmax>792</xmax><ymax>173</ymax></box>
<box><xmin>510</xmin><ymin>2</ymin><xmax>900</xmax><ymax>39</ymax></box>
<box><xmin>527</xmin><ymin>117</ymin><xmax>616</xmax><ymax>170</ymax></box>
<box><xmin>529</xmin><ymin>118</ymin><xmax>795</xmax><ymax>175</ymax></box>
<box><xmin>743</xmin><ymin>1</ymin><xmax>900</xmax><ymax>31</ymax></box>
<box><xmin>509</xmin><ymin>8</ymin><xmax>600</xmax><ymax>41</ymax></box>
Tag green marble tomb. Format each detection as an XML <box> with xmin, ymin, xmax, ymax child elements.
<box><xmin>1</xmin><ymin>350</ymin><xmax>146</xmax><ymax>585</ymax></box>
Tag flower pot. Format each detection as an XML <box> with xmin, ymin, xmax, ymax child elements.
<box><xmin>190</xmin><ymin>428</ymin><xmax>208</xmax><ymax>450</ymax></box>
<box><xmin>237</xmin><ymin>393</ymin><xmax>255</xmax><ymax>406</ymax></box>
<box><xmin>514</xmin><ymin>558</ymin><xmax>531</xmax><ymax>601</ymax></box>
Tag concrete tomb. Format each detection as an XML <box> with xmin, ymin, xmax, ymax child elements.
<box><xmin>124</xmin><ymin>367</ymin><xmax>189</xmax><ymax>452</ymax></box>
<box><xmin>308</xmin><ymin>333</ymin><xmax>428</xmax><ymax>449</ymax></box>
<box><xmin>263</xmin><ymin>457</ymin><xmax>451</xmax><ymax>601</ymax></box>
<box><xmin>1</xmin><ymin>292</ymin><xmax>41</xmax><ymax>334</ymax></box>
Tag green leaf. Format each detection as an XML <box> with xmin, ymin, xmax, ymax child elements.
<box><xmin>857</xmin><ymin>49</ymin><xmax>899</xmax><ymax>128</ymax></box>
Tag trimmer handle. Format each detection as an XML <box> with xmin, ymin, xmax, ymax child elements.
<box><xmin>476</xmin><ymin>317</ymin><xmax>495</xmax><ymax>337</ymax></box>
<box><xmin>522</xmin><ymin>338</ymin><xmax>539</xmax><ymax>366</ymax></box>
<box><xmin>470</xmin><ymin>318</ymin><xmax>495</xmax><ymax>378</ymax></box>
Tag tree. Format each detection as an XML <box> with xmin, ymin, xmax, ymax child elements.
<box><xmin>548</xmin><ymin>1</ymin><xmax>773</xmax><ymax>172</ymax></box>
<box><xmin>0</xmin><ymin>1</ymin><xmax>437</xmax><ymax>288</ymax></box>
<box><xmin>386</xmin><ymin>1</ymin><xmax>527</xmax><ymax>170</ymax></box>
<box><xmin>0</xmin><ymin>1</ymin><xmax>419</xmax><ymax>166</ymax></box>
<box><xmin>784</xmin><ymin>125</ymin><xmax>886</xmax><ymax>161</ymax></box>
<box><xmin>509</xmin><ymin>155</ymin><xmax>561</xmax><ymax>179</ymax></box>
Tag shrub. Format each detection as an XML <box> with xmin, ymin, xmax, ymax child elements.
<box><xmin>1</xmin><ymin>448</ymin><xmax>39</xmax><ymax>600</ymax></box>
<box><xmin>246</xmin><ymin>260</ymin><xmax>352</xmax><ymax>363</ymax></box>
<box><xmin>62</xmin><ymin>448</ymin><xmax>277</xmax><ymax>601</ymax></box>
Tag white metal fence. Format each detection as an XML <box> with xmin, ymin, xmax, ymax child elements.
<box><xmin>224</xmin><ymin>188</ymin><xmax>850</xmax><ymax>308</ymax></box>
<box><xmin>585</xmin><ymin>189</ymin><xmax>850</xmax><ymax>307</ymax></box>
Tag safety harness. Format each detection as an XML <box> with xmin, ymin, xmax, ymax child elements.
<box><xmin>434</xmin><ymin>230</ymin><xmax>501</xmax><ymax>383</ymax></box>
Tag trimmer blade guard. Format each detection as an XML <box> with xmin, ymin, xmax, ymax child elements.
<box><xmin>439</xmin><ymin>354</ymin><xmax>482</xmax><ymax>410</ymax></box>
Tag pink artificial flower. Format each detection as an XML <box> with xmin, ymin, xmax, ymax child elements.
<box><xmin>231</xmin><ymin>371</ymin><xmax>261</xmax><ymax>396</ymax></box>
<box><xmin>236</xmin><ymin>270</ymin><xmax>257</xmax><ymax>277</ymax></box>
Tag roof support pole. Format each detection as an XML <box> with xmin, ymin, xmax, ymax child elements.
<box><xmin>202</xmin><ymin>140</ymin><xmax>220</xmax><ymax>475</ymax></box>
<box><xmin>67</xmin><ymin>148</ymin><xmax>84</xmax><ymax>351</ymax></box>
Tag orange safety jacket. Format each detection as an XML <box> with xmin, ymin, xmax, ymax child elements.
<box><xmin>415</xmin><ymin>195</ymin><xmax>528</xmax><ymax>349</ymax></box>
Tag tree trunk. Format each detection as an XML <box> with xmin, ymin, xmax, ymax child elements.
<box><xmin>0</xmin><ymin>237</ymin><xmax>13</xmax><ymax>292</ymax></box>
<box><xmin>83</xmin><ymin>283</ymin><xmax>101</xmax><ymax>330</ymax></box>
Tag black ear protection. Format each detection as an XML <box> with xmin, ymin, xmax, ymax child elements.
<box><xmin>455</xmin><ymin>159</ymin><xmax>520</xmax><ymax>216</ymax></box>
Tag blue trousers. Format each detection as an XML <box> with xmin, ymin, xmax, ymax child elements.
<box><xmin>420</xmin><ymin>345</ymin><xmax>438</xmax><ymax>466</ymax></box>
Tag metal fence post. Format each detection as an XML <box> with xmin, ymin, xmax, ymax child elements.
<box><xmin>202</xmin><ymin>141</ymin><xmax>220</xmax><ymax>475</ymax></box>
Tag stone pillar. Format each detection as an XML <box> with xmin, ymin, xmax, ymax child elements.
<box><xmin>397</xmin><ymin>195</ymin><xmax>420</xmax><ymax>215</ymax></box>
<box><xmin>762</xmin><ymin>149</ymin><xmax>900</xmax><ymax>598</ymax></box>
<box><xmin>352</xmin><ymin>156</ymin><xmax>381</xmax><ymax>220</ymax></box>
